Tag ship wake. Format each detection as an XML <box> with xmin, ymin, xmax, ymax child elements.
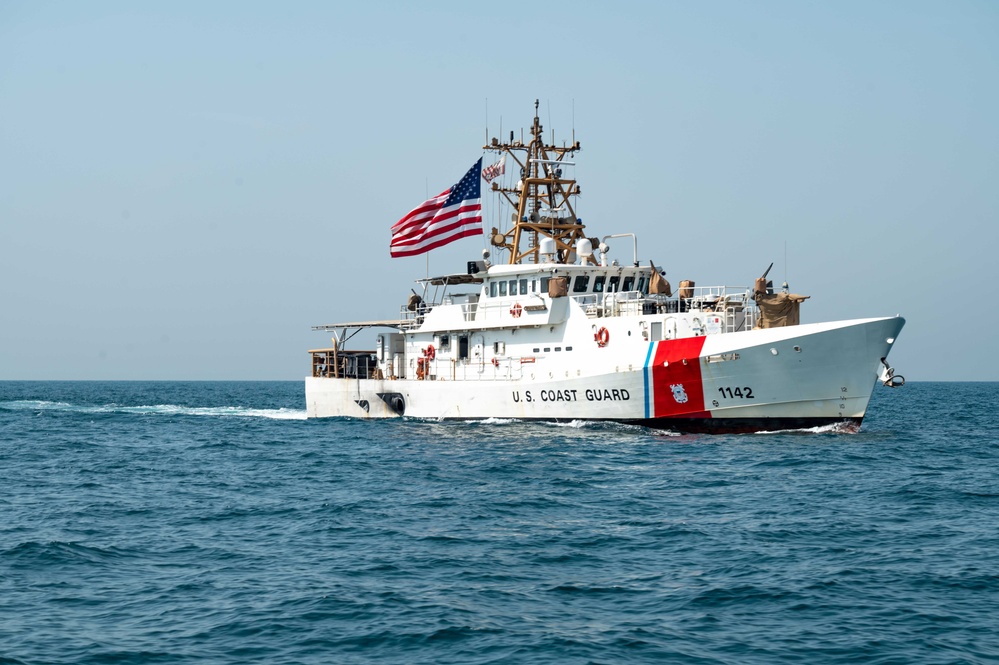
<box><xmin>0</xmin><ymin>400</ymin><xmax>306</xmax><ymax>420</ymax></box>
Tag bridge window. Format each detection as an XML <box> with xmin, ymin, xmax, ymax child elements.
<box><xmin>519</xmin><ymin>278</ymin><xmax>528</xmax><ymax>295</ymax></box>
<box><xmin>593</xmin><ymin>275</ymin><xmax>606</xmax><ymax>293</ymax></box>
<box><xmin>608</xmin><ymin>275</ymin><xmax>620</xmax><ymax>292</ymax></box>
<box><xmin>572</xmin><ymin>276</ymin><xmax>590</xmax><ymax>293</ymax></box>
<box><xmin>622</xmin><ymin>275</ymin><xmax>635</xmax><ymax>291</ymax></box>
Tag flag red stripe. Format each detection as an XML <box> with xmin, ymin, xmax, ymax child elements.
<box><xmin>391</xmin><ymin>202</ymin><xmax>481</xmax><ymax>243</ymax></box>
<box><xmin>390</xmin><ymin>226</ymin><xmax>483</xmax><ymax>257</ymax></box>
<box><xmin>390</xmin><ymin>213</ymin><xmax>481</xmax><ymax>251</ymax></box>
<box><xmin>390</xmin><ymin>190</ymin><xmax>450</xmax><ymax>233</ymax></box>
<box><xmin>391</xmin><ymin>201</ymin><xmax>482</xmax><ymax>246</ymax></box>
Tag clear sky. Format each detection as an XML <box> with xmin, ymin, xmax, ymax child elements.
<box><xmin>1</xmin><ymin>1</ymin><xmax>996</xmax><ymax>380</ymax></box>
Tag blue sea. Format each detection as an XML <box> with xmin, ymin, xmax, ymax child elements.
<box><xmin>1</xmin><ymin>381</ymin><xmax>997</xmax><ymax>664</ymax></box>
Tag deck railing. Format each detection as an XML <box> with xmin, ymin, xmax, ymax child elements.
<box><xmin>311</xmin><ymin>349</ymin><xmax>379</xmax><ymax>379</ymax></box>
<box><xmin>393</xmin><ymin>286</ymin><xmax>759</xmax><ymax>332</ymax></box>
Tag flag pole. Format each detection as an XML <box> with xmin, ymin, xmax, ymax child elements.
<box><xmin>425</xmin><ymin>177</ymin><xmax>430</xmax><ymax>278</ymax></box>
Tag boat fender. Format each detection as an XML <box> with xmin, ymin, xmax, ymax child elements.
<box><xmin>424</xmin><ymin>344</ymin><xmax>435</xmax><ymax>360</ymax></box>
<box><xmin>595</xmin><ymin>327</ymin><xmax>610</xmax><ymax>347</ymax></box>
<box><xmin>376</xmin><ymin>392</ymin><xmax>406</xmax><ymax>416</ymax></box>
<box><xmin>390</xmin><ymin>395</ymin><xmax>405</xmax><ymax>414</ymax></box>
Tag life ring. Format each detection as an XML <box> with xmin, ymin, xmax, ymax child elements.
<box><xmin>594</xmin><ymin>327</ymin><xmax>610</xmax><ymax>347</ymax></box>
<box><xmin>492</xmin><ymin>357</ymin><xmax>499</xmax><ymax>367</ymax></box>
<box><xmin>510</xmin><ymin>303</ymin><xmax>523</xmax><ymax>318</ymax></box>
<box><xmin>424</xmin><ymin>344</ymin><xmax>435</xmax><ymax>360</ymax></box>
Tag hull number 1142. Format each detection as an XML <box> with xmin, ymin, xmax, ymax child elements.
<box><xmin>718</xmin><ymin>386</ymin><xmax>754</xmax><ymax>399</ymax></box>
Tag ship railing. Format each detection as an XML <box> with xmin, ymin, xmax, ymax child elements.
<box><xmin>441</xmin><ymin>294</ymin><xmax>480</xmax><ymax>322</ymax></box>
<box><xmin>311</xmin><ymin>349</ymin><xmax>380</xmax><ymax>379</ymax></box>
<box><xmin>391</xmin><ymin>287</ymin><xmax>758</xmax><ymax>331</ymax></box>
<box><xmin>567</xmin><ymin>290</ymin><xmax>642</xmax><ymax>317</ymax></box>
<box><xmin>592</xmin><ymin>285</ymin><xmax>759</xmax><ymax>332</ymax></box>
<box><xmin>399</xmin><ymin>305</ymin><xmax>421</xmax><ymax>327</ymax></box>
<box><xmin>398</xmin><ymin>299</ymin><xmax>479</xmax><ymax>326</ymax></box>
<box><xmin>680</xmin><ymin>286</ymin><xmax>758</xmax><ymax>332</ymax></box>
<box><xmin>458</xmin><ymin>297</ymin><xmax>541</xmax><ymax>323</ymax></box>
<box><xmin>459</xmin><ymin>301</ymin><xmax>479</xmax><ymax>321</ymax></box>
<box><xmin>572</xmin><ymin>293</ymin><xmax>601</xmax><ymax>317</ymax></box>
<box><xmin>398</xmin><ymin>302</ymin><xmax>438</xmax><ymax>328</ymax></box>
<box><xmin>395</xmin><ymin>356</ymin><xmax>527</xmax><ymax>382</ymax></box>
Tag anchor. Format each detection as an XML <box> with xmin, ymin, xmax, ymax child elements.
<box><xmin>879</xmin><ymin>358</ymin><xmax>905</xmax><ymax>388</ymax></box>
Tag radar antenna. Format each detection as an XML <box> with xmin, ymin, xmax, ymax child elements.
<box><xmin>483</xmin><ymin>99</ymin><xmax>584</xmax><ymax>264</ymax></box>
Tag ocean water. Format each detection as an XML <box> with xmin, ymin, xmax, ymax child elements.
<box><xmin>1</xmin><ymin>381</ymin><xmax>997</xmax><ymax>664</ymax></box>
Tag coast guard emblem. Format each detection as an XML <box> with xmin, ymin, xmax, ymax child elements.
<box><xmin>670</xmin><ymin>383</ymin><xmax>688</xmax><ymax>404</ymax></box>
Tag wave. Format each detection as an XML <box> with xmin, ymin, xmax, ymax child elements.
<box><xmin>0</xmin><ymin>400</ymin><xmax>306</xmax><ymax>420</ymax></box>
<box><xmin>461</xmin><ymin>417</ymin><xmax>653</xmax><ymax>434</ymax></box>
<box><xmin>754</xmin><ymin>421</ymin><xmax>861</xmax><ymax>435</ymax></box>
<box><xmin>466</xmin><ymin>417</ymin><xmax>520</xmax><ymax>425</ymax></box>
<box><xmin>464</xmin><ymin>417</ymin><xmax>598</xmax><ymax>429</ymax></box>
<box><xmin>3</xmin><ymin>540</ymin><xmax>133</xmax><ymax>566</ymax></box>
<box><xmin>550</xmin><ymin>419</ymin><xmax>606</xmax><ymax>429</ymax></box>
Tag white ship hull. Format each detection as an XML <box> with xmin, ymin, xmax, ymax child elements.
<box><xmin>306</xmin><ymin>316</ymin><xmax>903</xmax><ymax>433</ymax></box>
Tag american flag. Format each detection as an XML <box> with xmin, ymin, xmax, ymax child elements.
<box><xmin>481</xmin><ymin>154</ymin><xmax>505</xmax><ymax>183</ymax></box>
<box><xmin>390</xmin><ymin>158</ymin><xmax>483</xmax><ymax>258</ymax></box>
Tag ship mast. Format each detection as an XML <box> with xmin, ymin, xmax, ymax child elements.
<box><xmin>484</xmin><ymin>100</ymin><xmax>585</xmax><ymax>264</ymax></box>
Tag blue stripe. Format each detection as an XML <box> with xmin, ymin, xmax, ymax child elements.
<box><xmin>643</xmin><ymin>342</ymin><xmax>655</xmax><ymax>419</ymax></box>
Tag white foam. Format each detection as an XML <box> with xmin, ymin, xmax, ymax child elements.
<box><xmin>0</xmin><ymin>400</ymin><xmax>307</xmax><ymax>420</ymax></box>
<box><xmin>550</xmin><ymin>419</ymin><xmax>594</xmax><ymax>429</ymax></box>
<box><xmin>754</xmin><ymin>421</ymin><xmax>860</xmax><ymax>435</ymax></box>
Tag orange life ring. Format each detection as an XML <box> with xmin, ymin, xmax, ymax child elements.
<box><xmin>510</xmin><ymin>303</ymin><xmax>523</xmax><ymax>318</ymax></box>
<box><xmin>595</xmin><ymin>327</ymin><xmax>610</xmax><ymax>347</ymax></box>
<box><xmin>424</xmin><ymin>344</ymin><xmax>435</xmax><ymax>360</ymax></box>
<box><xmin>492</xmin><ymin>358</ymin><xmax>499</xmax><ymax>367</ymax></box>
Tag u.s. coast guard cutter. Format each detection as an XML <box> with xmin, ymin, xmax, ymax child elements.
<box><xmin>306</xmin><ymin>103</ymin><xmax>905</xmax><ymax>433</ymax></box>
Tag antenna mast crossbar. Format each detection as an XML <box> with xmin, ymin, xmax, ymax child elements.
<box><xmin>484</xmin><ymin>100</ymin><xmax>584</xmax><ymax>264</ymax></box>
